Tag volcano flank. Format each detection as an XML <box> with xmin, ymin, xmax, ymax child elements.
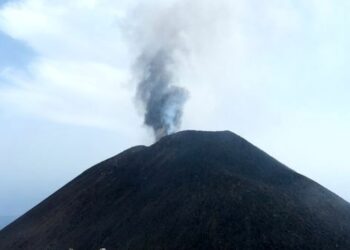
<box><xmin>1</xmin><ymin>130</ymin><xmax>350</xmax><ymax>249</ymax></box>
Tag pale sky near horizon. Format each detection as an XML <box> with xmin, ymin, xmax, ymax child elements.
<box><xmin>0</xmin><ymin>0</ymin><xmax>349</xmax><ymax>217</ymax></box>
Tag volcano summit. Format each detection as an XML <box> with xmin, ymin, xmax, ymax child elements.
<box><xmin>1</xmin><ymin>130</ymin><xmax>350</xmax><ymax>249</ymax></box>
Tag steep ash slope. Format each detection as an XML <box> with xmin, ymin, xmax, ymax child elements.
<box><xmin>1</xmin><ymin>130</ymin><xmax>350</xmax><ymax>249</ymax></box>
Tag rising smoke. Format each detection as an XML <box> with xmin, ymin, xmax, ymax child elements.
<box><xmin>133</xmin><ymin>3</ymin><xmax>189</xmax><ymax>141</ymax></box>
<box><xmin>135</xmin><ymin>48</ymin><xmax>188</xmax><ymax>141</ymax></box>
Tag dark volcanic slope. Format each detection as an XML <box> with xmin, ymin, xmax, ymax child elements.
<box><xmin>1</xmin><ymin>131</ymin><xmax>350</xmax><ymax>250</ymax></box>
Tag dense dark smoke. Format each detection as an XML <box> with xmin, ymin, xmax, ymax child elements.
<box><xmin>136</xmin><ymin>49</ymin><xmax>188</xmax><ymax>141</ymax></box>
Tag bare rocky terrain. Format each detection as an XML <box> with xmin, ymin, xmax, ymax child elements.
<box><xmin>1</xmin><ymin>130</ymin><xmax>350</xmax><ymax>249</ymax></box>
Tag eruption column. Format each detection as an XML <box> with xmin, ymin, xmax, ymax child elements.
<box><xmin>135</xmin><ymin>49</ymin><xmax>188</xmax><ymax>141</ymax></box>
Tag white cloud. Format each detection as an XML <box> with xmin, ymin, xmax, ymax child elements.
<box><xmin>0</xmin><ymin>0</ymin><xmax>320</xmax><ymax>130</ymax></box>
<box><xmin>0</xmin><ymin>59</ymin><xmax>136</xmax><ymax>129</ymax></box>
<box><xmin>0</xmin><ymin>0</ymin><xmax>141</xmax><ymax>131</ymax></box>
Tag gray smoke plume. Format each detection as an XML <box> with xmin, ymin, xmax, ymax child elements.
<box><xmin>136</xmin><ymin>48</ymin><xmax>188</xmax><ymax>141</ymax></box>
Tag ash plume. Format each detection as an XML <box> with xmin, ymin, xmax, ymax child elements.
<box><xmin>136</xmin><ymin>48</ymin><xmax>188</xmax><ymax>141</ymax></box>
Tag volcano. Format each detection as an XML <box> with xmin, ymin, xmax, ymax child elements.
<box><xmin>1</xmin><ymin>130</ymin><xmax>350</xmax><ymax>249</ymax></box>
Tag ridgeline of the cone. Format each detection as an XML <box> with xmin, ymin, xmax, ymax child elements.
<box><xmin>1</xmin><ymin>130</ymin><xmax>350</xmax><ymax>250</ymax></box>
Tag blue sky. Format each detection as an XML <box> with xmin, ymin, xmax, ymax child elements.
<box><xmin>0</xmin><ymin>0</ymin><xmax>349</xmax><ymax>217</ymax></box>
<box><xmin>0</xmin><ymin>31</ymin><xmax>34</xmax><ymax>72</ymax></box>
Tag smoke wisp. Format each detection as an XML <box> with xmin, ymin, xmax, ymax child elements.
<box><xmin>136</xmin><ymin>48</ymin><xmax>188</xmax><ymax>141</ymax></box>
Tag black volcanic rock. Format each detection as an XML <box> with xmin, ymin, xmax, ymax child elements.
<box><xmin>1</xmin><ymin>130</ymin><xmax>350</xmax><ymax>250</ymax></box>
